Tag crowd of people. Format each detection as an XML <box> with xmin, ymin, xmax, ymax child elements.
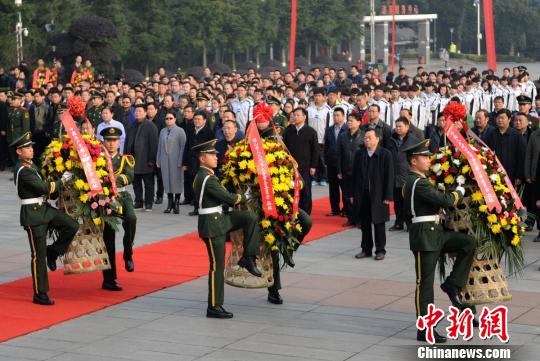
<box><xmin>1</xmin><ymin>57</ymin><xmax>540</xmax><ymax>256</ymax></box>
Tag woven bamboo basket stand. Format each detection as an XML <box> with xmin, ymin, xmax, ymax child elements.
<box><xmin>445</xmin><ymin>198</ymin><xmax>512</xmax><ymax>306</ymax></box>
<box><xmin>225</xmin><ymin>229</ymin><xmax>274</xmax><ymax>288</ymax></box>
<box><xmin>58</xmin><ymin>186</ymin><xmax>111</xmax><ymax>275</ymax></box>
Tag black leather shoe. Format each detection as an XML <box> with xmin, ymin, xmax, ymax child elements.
<box><xmin>440</xmin><ymin>282</ymin><xmax>464</xmax><ymax>309</ymax></box>
<box><xmin>102</xmin><ymin>281</ymin><xmax>123</xmax><ymax>291</ymax></box>
<box><xmin>207</xmin><ymin>305</ymin><xmax>233</xmax><ymax>318</ymax></box>
<box><xmin>389</xmin><ymin>224</ymin><xmax>404</xmax><ymax>231</ymax></box>
<box><xmin>155</xmin><ymin>197</ymin><xmax>163</xmax><ymax>204</ymax></box>
<box><xmin>268</xmin><ymin>290</ymin><xmax>283</xmax><ymax>304</ymax></box>
<box><xmin>417</xmin><ymin>329</ymin><xmax>447</xmax><ymax>343</ymax></box>
<box><xmin>46</xmin><ymin>246</ymin><xmax>58</xmax><ymax>271</ymax></box>
<box><xmin>33</xmin><ymin>292</ymin><xmax>55</xmax><ymax>306</ymax></box>
<box><xmin>325</xmin><ymin>211</ymin><xmax>339</xmax><ymax>216</ymax></box>
<box><xmin>179</xmin><ymin>199</ymin><xmax>191</xmax><ymax>205</ymax></box>
<box><xmin>342</xmin><ymin>221</ymin><xmax>354</xmax><ymax>227</ymax></box>
<box><xmin>188</xmin><ymin>210</ymin><xmax>199</xmax><ymax>216</ymax></box>
<box><xmin>133</xmin><ymin>202</ymin><xmax>143</xmax><ymax>209</ymax></box>
<box><xmin>238</xmin><ymin>256</ymin><xmax>262</xmax><ymax>277</ymax></box>
<box><xmin>354</xmin><ymin>251</ymin><xmax>371</xmax><ymax>259</ymax></box>
<box><xmin>125</xmin><ymin>258</ymin><xmax>134</xmax><ymax>272</ymax></box>
<box><xmin>374</xmin><ymin>253</ymin><xmax>385</xmax><ymax>261</ymax></box>
<box><xmin>284</xmin><ymin>256</ymin><xmax>295</xmax><ymax>268</ymax></box>
<box><xmin>473</xmin><ymin>317</ymin><xmax>479</xmax><ymax>328</ymax></box>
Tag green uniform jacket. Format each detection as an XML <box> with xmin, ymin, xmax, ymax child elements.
<box><xmin>402</xmin><ymin>170</ymin><xmax>462</xmax><ymax>252</ymax></box>
<box><xmin>272</xmin><ymin>112</ymin><xmax>289</xmax><ymax>128</ymax></box>
<box><xmin>14</xmin><ymin>160</ymin><xmax>63</xmax><ymax>227</ymax></box>
<box><xmin>112</xmin><ymin>153</ymin><xmax>135</xmax><ymax>196</ymax></box>
<box><xmin>86</xmin><ymin>106</ymin><xmax>104</xmax><ymax>128</ymax></box>
<box><xmin>193</xmin><ymin>166</ymin><xmax>246</xmax><ymax>238</ymax></box>
<box><xmin>7</xmin><ymin>107</ymin><xmax>30</xmax><ymax>143</ymax></box>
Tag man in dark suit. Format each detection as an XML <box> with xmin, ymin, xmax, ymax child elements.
<box><xmin>484</xmin><ymin>108</ymin><xmax>527</xmax><ymax>185</ymax></box>
<box><xmin>352</xmin><ymin>128</ymin><xmax>394</xmax><ymax>260</ymax></box>
<box><xmin>183</xmin><ymin>110</ymin><xmax>215</xmax><ymax>216</ymax></box>
<box><xmin>323</xmin><ymin>106</ymin><xmax>348</xmax><ymax>216</ymax></box>
<box><xmin>361</xmin><ymin>104</ymin><xmax>392</xmax><ymax>149</ymax></box>
<box><xmin>283</xmin><ymin>107</ymin><xmax>319</xmax><ymax>214</ymax></box>
<box><xmin>124</xmin><ymin>104</ymin><xmax>159</xmax><ymax>211</ymax></box>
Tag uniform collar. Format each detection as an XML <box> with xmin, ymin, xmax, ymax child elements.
<box><xmin>411</xmin><ymin>170</ymin><xmax>426</xmax><ymax>178</ymax></box>
<box><xmin>200</xmin><ymin>166</ymin><xmax>214</xmax><ymax>174</ymax></box>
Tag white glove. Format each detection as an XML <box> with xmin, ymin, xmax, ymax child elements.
<box><xmin>455</xmin><ymin>186</ymin><xmax>466</xmax><ymax>196</ymax></box>
<box><xmin>61</xmin><ymin>171</ymin><xmax>73</xmax><ymax>184</ymax></box>
<box><xmin>244</xmin><ymin>188</ymin><xmax>251</xmax><ymax>200</ymax></box>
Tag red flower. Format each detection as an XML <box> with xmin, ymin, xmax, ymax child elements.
<box><xmin>67</xmin><ymin>96</ymin><xmax>86</xmax><ymax>117</ymax></box>
<box><xmin>443</xmin><ymin>101</ymin><xmax>467</xmax><ymax>122</ymax></box>
<box><xmin>441</xmin><ymin>156</ymin><xmax>448</xmax><ymax>162</ymax></box>
<box><xmin>450</xmin><ymin>167</ymin><xmax>458</xmax><ymax>174</ymax></box>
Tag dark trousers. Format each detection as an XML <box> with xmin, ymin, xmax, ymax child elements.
<box><xmin>25</xmin><ymin>209</ymin><xmax>78</xmax><ymax>294</ymax></box>
<box><xmin>341</xmin><ymin>173</ymin><xmax>354</xmax><ymax>222</ymax></box>
<box><xmin>269</xmin><ymin>208</ymin><xmax>312</xmax><ymax>293</ymax></box>
<box><xmin>0</xmin><ymin>135</ymin><xmax>9</xmax><ymax>169</ymax></box>
<box><xmin>413</xmin><ymin>231</ymin><xmax>475</xmax><ymax>317</ymax></box>
<box><xmin>154</xmin><ymin>165</ymin><xmax>164</xmax><ymax>199</ymax></box>
<box><xmin>359</xmin><ymin>191</ymin><xmax>386</xmax><ymax>255</ymax></box>
<box><xmin>524</xmin><ymin>182</ymin><xmax>539</xmax><ymax>229</ymax></box>
<box><xmin>314</xmin><ymin>144</ymin><xmax>327</xmax><ymax>182</ymax></box>
<box><xmin>327</xmin><ymin>166</ymin><xmax>345</xmax><ymax>213</ymax></box>
<box><xmin>103</xmin><ymin>194</ymin><xmax>137</xmax><ymax>282</ymax></box>
<box><xmin>133</xmin><ymin>173</ymin><xmax>154</xmax><ymax>207</ymax></box>
<box><xmin>393</xmin><ymin>187</ymin><xmax>404</xmax><ymax>227</ymax></box>
<box><xmin>184</xmin><ymin>171</ymin><xmax>195</xmax><ymax>204</ymax></box>
<box><xmin>202</xmin><ymin>210</ymin><xmax>261</xmax><ymax>307</ymax></box>
<box><xmin>32</xmin><ymin>132</ymin><xmax>50</xmax><ymax>167</ymax></box>
<box><xmin>299</xmin><ymin>170</ymin><xmax>313</xmax><ymax>215</ymax></box>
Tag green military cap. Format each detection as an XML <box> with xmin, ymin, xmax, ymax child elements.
<box><xmin>516</xmin><ymin>95</ymin><xmax>532</xmax><ymax>105</ymax></box>
<box><xmin>9</xmin><ymin>131</ymin><xmax>35</xmax><ymax>149</ymax></box>
<box><xmin>11</xmin><ymin>91</ymin><xmax>24</xmax><ymax>98</ymax></box>
<box><xmin>100</xmin><ymin>126</ymin><xmax>122</xmax><ymax>140</ymax></box>
<box><xmin>266</xmin><ymin>95</ymin><xmax>281</xmax><ymax>106</ymax></box>
<box><xmin>401</xmin><ymin>139</ymin><xmax>432</xmax><ymax>156</ymax></box>
<box><xmin>192</xmin><ymin>139</ymin><xmax>218</xmax><ymax>154</ymax></box>
<box><xmin>196</xmin><ymin>90</ymin><xmax>210</xmax><ymax>101</ymax></box>
<box><xmin>91</xmin><ymin>90</ymin><xmax>105</xmax><ymax>99</ymax></box>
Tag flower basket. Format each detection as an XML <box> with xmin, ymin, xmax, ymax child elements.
<box><xmin>225</xmin><ymin>229</ymin><xmax>274</xmax><ymax>288</ymax></box>
<box><xmin>62</xmin><ymin>220</ymin><xmax>110</xmax><ymax>274</ymax></box>
<box><xmin>459</xmin><ymin>252</ymin><xmax>512</xmax><ymax>306</ymax></box>
<box><xmin>430</xmin><ymin>144</ymin><xmax>526</xmax><ymax>305</ymax></box>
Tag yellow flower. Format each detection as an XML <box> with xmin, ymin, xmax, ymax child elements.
<box><xmin>445</xmin><ymin>149</ymin><xmax>452</xmax><ymax>155</ymax></box>
<box><xmin>103</xmin><ymin>187</ymin><xmax>110</xmax><ymax>196</ymax></box>
<box><xmin>429</xmin><ymin>179</ymin><xmax>436</xmax><ymax>186</ymax></box>
<box><xmin>471</xmin><ymin>191</ymin><xmax>483</xmax><ymax>202</ymax></box>
<box><xmin>510</xmin><ymin>217</ymin><xmax>518</xmax><ymax>225</ymax></box>
<box><xmin>461</xmin><ymin>165</ymin><xmax>470</xmax><ymax>174</ymax></box>
<box><xmin>284</xmin><ymin>222</ymin><xmax>292</xmax><ymax>230</ymax></box>
<box><xmin>79</xmin><ymin>193</ymin><xmax>89</xmax><ymax>203</ymax></box>
<box><xmin>295</xmin><ymin>224</ymin><xmax>303</xmax><ymax>232</ymax></box>
<box><xmin>93</xmin><ymin>217</ymin><xmax>102</xmax><ymax>226</ymax></box>
<box><xmin>118</xmin><ymin>205</ymin><xmax>123</xmax><ymax>214</ymax></box>
<box><xmin>261</xmin><ymin>219</ymin><xmax>271</xmax><ymax>229</ymax></box>
<box><xmin>238</xmin><ymin>160</ymin><xmax>247</xmax><ymax>170</ymax></box>
<box><xmin>83</xmin><ymin>182</ymin><xmax>90</xmax><ymax>191</ymax></box>
<box><xmin>65</xmin><ymin>160</ymin><xmax>73</xmax><ymax>170</ymax></box>
<box><xmin>275</xmin><ymin>197</ymin><xmax>284</xmax><ymax>207</ymax></box>
<box><xmin>511</xmin><ymin>225</ymin><xmax>518</xmax><ymax>234</ymax></box>
<box><xmin>490</xmin><ymin>224</ymin><xmax>501</xmax><ymax>234</ymax></box>
<box><xmin>511</xmin><ymin>235</ymin><xmax>521</xmax><ymax>246</ymax></box>
<box><xmin>56</xmin><ymin>164</ymin><xmax>65</xmax><ymax>172</ymax></box>
<box><xmin>74</xmin><ymin>179</ymin><xmax>86</xmax><ymax>190</ymax></box>
<box><xmin>265</xmin><ymin>153</ymin><xmax>276</xmax><ymax>164</ymax></box>
<box><xmin>478</xmin><ymin>205</ymin><xmax>488</xmax><ymax>213</ymax></box>
<box><xmin>247</xmin><ymin>160</ymin><xmax>256</xmax><ymax>172</ymax></box>
<box><xmin>444</xmin><ymin>174</ymin><xmax>454</xmax><ymax>184</ymax></box>
<box><xmin>240</xmin><ymin>150</ymin><xmax>252</xmax><ymax>158</ymax></box>
<box><xmin>440</xmin><ymin>162</ymin><xmax>450</xmax><ymax>171</ymax></box>
<box><xmin>269</xmin><ymin>167</ymin><xmax>279</xmax><ymax>175</ymax></box>
<box><xmin>500</xmin><ymin>218</ymin><xmax>508</xmax><ymax>227</ymax></box>
<box><xmin>264</xmin><ymin>233</ymin><xmax>276</xmax><ymax>245</ymax></box>
<box><xmin>487</xmin><ymin>214</ymin><xmax>497</xmax><ymax>223</ymax></box>
<box><xmin>54</xmin><ymin>157</ymin><xmax>63</xmax><ymax>166</ymax></box>
<box><xmin>271</xmin><ymin>245</ymin><xmax>279</xmax><ymax>251</ymax></box>
<box><xmin>96</xmin><ymin>157</ymin><xmax>106</xmax><ymax>167</ymax></box>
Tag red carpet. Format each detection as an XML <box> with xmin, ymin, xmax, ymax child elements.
<box><xmin>0</xmin><ymin>197</ymin><xmax>353</xmax><ymax>342</ymax></box>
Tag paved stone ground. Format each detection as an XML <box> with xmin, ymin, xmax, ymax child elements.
<box><xmin>1</xmin><ymin>169</ymin><xmax>540</xmax><ymax>360</ymax></box>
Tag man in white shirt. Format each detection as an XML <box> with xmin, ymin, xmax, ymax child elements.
<box><xmin>307</xmin><ymin>87</ymin><xmax>333</xmax><ymax>186</ymax></box>
<box><xmin>96</xmin><ymin>107</ymin><xmax>126</xmax><ymax>154</ymax></box>
<box><xmin>231</xmin><ymin>83</ymin><xmax>253</xmax><ymax>132</ymax></box>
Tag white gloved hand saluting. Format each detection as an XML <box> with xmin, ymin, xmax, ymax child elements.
<box><xmin>455</xmin><ymin>186</ymin><xmax>466</xmax><ymax>196</ymax></box>
<box><xmin>61</xmin><ymin>171</ymin><xmax>73</xmax><ymax>184</ymax></box>
<box><xmin>243</xmin><ymin>188</ymin><xmax>251</xmax><ymax>200</ymax></box>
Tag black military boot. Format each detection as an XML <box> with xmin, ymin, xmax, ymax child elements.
<box><xmin>33</xmin><ymin>292</ymin><xmax>55</xmax><ymax>306</ymax></box>
<box><xmin>163</xmin><ymin>194</ymin><xmax>173</xmax><ymax>213</ymax></box>
<box><xmin>417</xmin><ymin>329</ymin><xmax>447</xmax><ymax>343</ymax></box>
<box><xmin>173</xmin><ymin>194</ymin><xmax>181</xmax><ymax>214</ymax></box>
<box><xmin>207</xmin><ymin>305</ymin><xmax>233</xmax><ymax>319</ymax></box>
<box><xmin>46</xmin><ymin>246</ymin><xmax>58</xmax><ymax>271</ymax></box>
<box><xmin>238</xmin><ymin>256</ymin><xmax>262</xmax><ymax>277</ymax></box>
<box><xmin>440</xmin><ymin>281</ymin><xmax>464</xmax><ymax>309</ymax></box>
<box><xmin>268</xmin><ymin>290</ymin><xmax>283</xmax><ymax>304</ymax></box>
<box><xmin>102</xmin><ymin>281</ymin><xmax>123</xmax><ymax>291</ymax></box>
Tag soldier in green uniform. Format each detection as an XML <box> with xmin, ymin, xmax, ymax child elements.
<box><xmin>11</xmin><ymin>132</ymin><xmax>79</xmax><ymax>305</ymax></box>
<box><xmin>258</xmin><ymin>121</ymin><xmax>313</xmax><ymax>304</ymax></box>
<box><xmin>100</xmin><ymin>127</ymin><xmax>137</xmax><ymax>291</ymax></box>
<box><xmin>7</xmin><ymin>92</ymin><xmax>30</xmax><ymax>166</ymax></box>
<box><xmin>86</xmin><ymin>91</ymin><xmax>105</xmax><ymax>129</ymax></box>
<box><xmin>267</xmin><ymin>95</ymin><xmax>289</xmax><ymax>129</ymax></box>
<box><xmin>195</xmin><ymin>90</ymin><xmax>215</xmax><ymax>129</ymax></box>
<box><xmin>402</xmin><ymin>139</ymin><xmax>475</xmax><ymax>343</ymax></box>
<box><xmin>193</xmin><ymin>139</ymin><xmax>262</xmax><ymax>319</ymax></box>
